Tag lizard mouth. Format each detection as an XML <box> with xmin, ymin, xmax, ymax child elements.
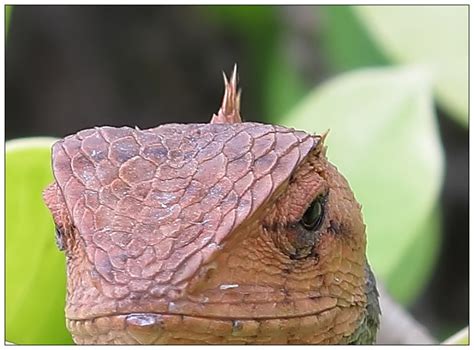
<box><xmin>67</xmin><ymin>307</ymin><xmax>345</xmax><ymax>344</ymax></box>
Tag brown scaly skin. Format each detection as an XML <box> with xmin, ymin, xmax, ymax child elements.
<box><xmin>43</xmin><ymin>67</ymin><xmax>380</xmax><ymax>344</ymax></box>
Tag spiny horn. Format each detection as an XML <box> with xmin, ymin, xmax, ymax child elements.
<box><xmin>210</xmin><ymin>63</ymin><xmax>242</xmax><ymax>124</ymax></box>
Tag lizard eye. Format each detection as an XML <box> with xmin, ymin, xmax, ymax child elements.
<box><xmin>300</xmin><ymin>195</ymin><xmax>326</xmax><ymax>231</ymax></box>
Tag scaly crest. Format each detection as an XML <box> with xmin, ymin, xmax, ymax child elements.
<box><xmin>210</xmin><ymin>64</ymin><xmax>242</xmax><ymax>124</ymax></box>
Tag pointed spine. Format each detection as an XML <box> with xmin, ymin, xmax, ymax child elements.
<box><xmin>210</xmin><ymin>64</ymin><xmax>242</xmax><ymax>124</ymax></box>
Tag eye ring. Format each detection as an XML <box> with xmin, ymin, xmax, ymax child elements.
<box><xmin>300</xmin><ymin>194</ymin><xmax>326</xmax><ymax>231</ymax></box>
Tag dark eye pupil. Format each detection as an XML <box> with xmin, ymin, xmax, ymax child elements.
<box><xmin>301</xmin><ymin>197</ymin><xmax>324</xmax><ymax>231</ymax></box>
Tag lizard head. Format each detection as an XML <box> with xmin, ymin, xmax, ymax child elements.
<box><xmin>43</xmin><ymin>66</ymin><xmax>376</xmax><ymax>344</ymax></box>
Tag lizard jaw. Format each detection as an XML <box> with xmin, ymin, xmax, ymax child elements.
<box><xmin>67</xmin><ymin>304</ymin><xmax>362</xmax><ymax>344</ymax></box>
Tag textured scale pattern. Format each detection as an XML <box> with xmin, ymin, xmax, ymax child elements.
<box><xmin>67</xmin><ymin>308</ymin><xmax>362</xmax><ymax>344</ymax></box>
<box><xmin>51</xmin><ymin>122</ymin><xmax>316</xmax><ymax>319</ymax></box>
<box><xmin>44</xmin><ymin>67</ymin><xmax>380</xmax><ymax>344</ymax></box>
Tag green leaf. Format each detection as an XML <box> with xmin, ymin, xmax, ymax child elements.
<box><xmin>263</xmin><ymin>43</ymin><xmax>307</xmax><ymax>120</ymax></box>
<box><xmin>443</xmin><ymin>326</ymin><xmax>469</xmax><ymax>345</ymax></box>
<box><xmin>5</xmin><ymin>5</ymin><xmax>13</xmax><ymax>36</ymax></box>
<box><xmin>6</xmin><ymin>5</ymin><xmax>13</xmax><ymax>36</ymax></box>
<box><xmin>384</xmin><ymin>207</ymin><xmax>441</xmax><ymax>304</ymax></box>
<box><xmin>319</xmin><ymin>6</ymin><xmax>388</xmax><ymax>72</ymax></box>
<box><xmin>6</xmin><ymin>138</ymin><xmax>74</xmax><ymax>344</ymax></box>
<box><xmin>354</xmin><ymin>6</ymin><xmax>468</xmax><ymax>127</ymax></box>
<box><xmin>204</xmin><ymin>5</ymin><xmax>278</xmax><ymax>38</ymax></box>
<box><xmin>279</xmin><ymin>66</ymin><xmax>444</xmax><ymax>304</ymax></box>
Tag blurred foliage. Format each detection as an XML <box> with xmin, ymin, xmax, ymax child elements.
<box><xmin>319</xmin><ymin>6</ymin><xmax>388</xmax><ymax>71</ymax></box>
<box><xmin>264</xmin><ymin>44</ymin><xmax>307</xmax><ymax>119</ymax></box>
<box><xmin>204</xmin><ymin>6</ymin><xmax>282</xmax><ymax>121</ymax></box>
<box><xmin>442</xmin><ymin>327</ymin><xmax>469</xmax><ymax>345</ymax></box>
<box><xmin>6</xmin><ymin>138</ymin><xmax>74</xmax><ymax>344</ymax></box>
<box><xmin>384</xmin><ymin>208</ymin><xmax>441</xmax><ymax>304</ymax></box>
<box><xmin>280</xmin><ymin>66</ymin><xmax>444</xmax><ymax>305</ymax></box>
<box><xmin>5</xmin><ymin>5</ymin><xmax>467</xmax><ymax>344</ymax></box>
<box><xmin>355</xmin><ymin>6</ymin><xmax>468</xmax><ymax>127</ymax></box>
<box><xmin>204</xmin><ymin>6</ymin><xmax>307</xmax><ymax>120</ymax></box>
<box><xmin>205</xmin><ymin>5</ymin><xmax>278</xmax><ymax>39</ymax></box>
<box><xmin>6</xmin><ymin>5</ymin><xmax>13</xmax><ymax>34</ymax></box>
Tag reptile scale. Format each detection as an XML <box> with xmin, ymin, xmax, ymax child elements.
<box><xmin>43</xmin><ymin>67</ymin><xmax>380</xmax><ymax>344</ymax></box>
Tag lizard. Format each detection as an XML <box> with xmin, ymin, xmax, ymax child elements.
<box><xmin>43</xmin><ymin>66</ymin><xmax>380</xmax><ymax>344</ymax></box>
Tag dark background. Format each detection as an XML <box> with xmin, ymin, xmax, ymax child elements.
<box><xmin>5</xmin><ymin>5</ymin><xmax>468</xmax><ymax>339</ymax></box>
